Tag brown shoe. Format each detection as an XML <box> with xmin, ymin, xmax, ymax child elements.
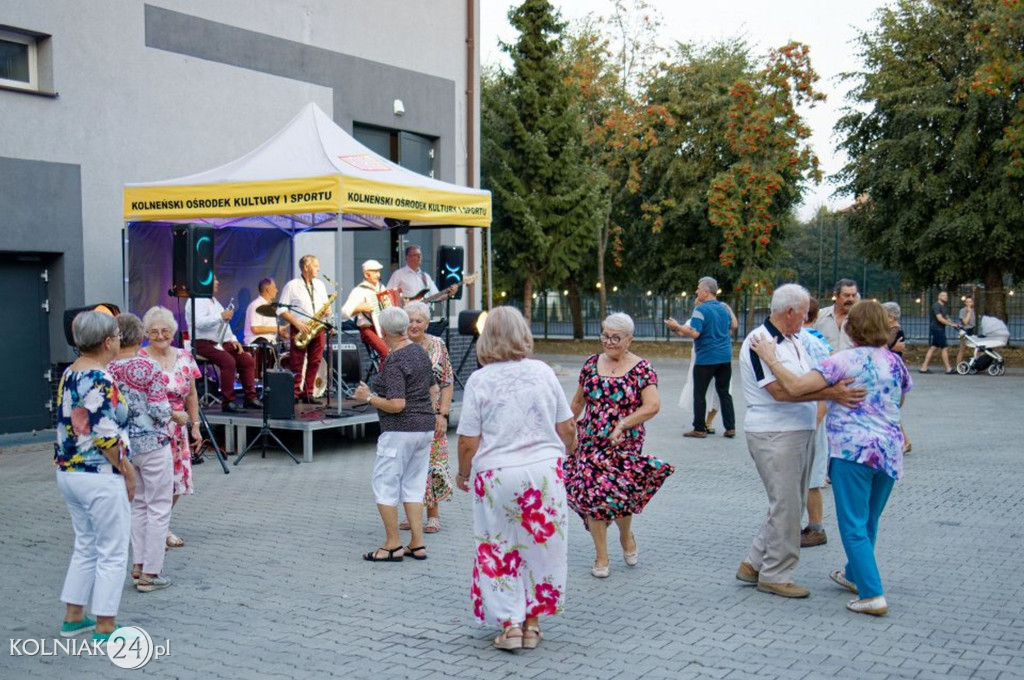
<box><xmin>757</xmin><ymin>581</ymin><xmax>810</xmax><ymax>598</ymax></box>
<box><xmin>736</xmin><ymin>562</ymin><xmax>759</xmax><ymax>584</ymax></box>
<box><xmin>723</xmin><ymin>430</ymin><xmax>736</xmax><ymax>438</ymax></box>
<box><xmin>800</xmin><ymin>528</ymin><xmax>827</xmax><ymax>547</ymax></box>
<box><xmin>683</xmin><ymin>429</ymin><xmax>707</xmax><ymax>439</ymax></box>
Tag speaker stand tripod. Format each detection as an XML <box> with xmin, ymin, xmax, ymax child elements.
<box><xmin>234</xmin><ymin>351</ymin><xmax>299</xmax><ymax>465</ymax></box>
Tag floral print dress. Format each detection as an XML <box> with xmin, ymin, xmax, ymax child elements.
<box><xmin>423</xmin><ymin>335</ymin><xmax>454</xmax><ymax>505</ymax></box>
<box><xmin>471</xmin><ymin>460</ymin><xmax>568</xmax><ymax>628</ymax></box>
<box><xmin>566</xmin><ymin>354</ymin><xmax>674</xmax><ymax>522</ymax></box>
<box><xmin>140</xmin><ymin>347</ymin><xmax>200</xmax><ymax>495</ymax></box>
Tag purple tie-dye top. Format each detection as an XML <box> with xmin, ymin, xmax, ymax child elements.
<box><xmin>817</xmin><ymin>346</ymin><xmax>913</xmax><ymax>481</ymax></box>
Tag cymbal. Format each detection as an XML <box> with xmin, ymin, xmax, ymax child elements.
<box><xmin>256</xmin><ymin>304</ymin><xmax>279</xmax><ymax>316</ymax></box>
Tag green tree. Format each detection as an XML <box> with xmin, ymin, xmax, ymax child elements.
<box><xmin>634</xmin><ymin>42</ymin><xmax>754</xmax><ymax>294</ymax></box>
<box><xmin>563</xmin><ymin>0</ymin><xmax>667</xmax><ymax>318</ymax></box>
<box><xmin>707</xmin><ymin>41</ymin><xmax>825</xmax><ymax>317</ymax></box>
<box><xmin>972</xmin><ymin>0</ymin><xmax>1024</xmax><ymax>177</ymax></box>
<box><xmin>836</xmin><ymin>0</ymin><xmax>1024</xmax><ymax>318</ymax></box>
<box><xmin>481</xmin><ymin>0</ymin><xmax>605</xmax><ymax>336</ymax></box>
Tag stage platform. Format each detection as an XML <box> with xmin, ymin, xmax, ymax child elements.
<box><xmin>201</xmin><ymin>399</ymin><xmax>462</xmax><ymax>463</ymax></box>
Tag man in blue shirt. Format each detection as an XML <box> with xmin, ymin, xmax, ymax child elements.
<box><xmin>669</xmin><ymin>277</ymin><xmax>737</xmax><ymax>438</ymax></box>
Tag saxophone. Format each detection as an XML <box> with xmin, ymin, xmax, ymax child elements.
<box><xmin>293</xmin><ymin>292</ymin><xmax>337</xmax><ymax>349</ymax></box>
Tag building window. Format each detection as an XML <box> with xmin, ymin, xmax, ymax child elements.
<box><xmin>0</xmin><ymin>29</ymin><xmax>37</xmax><ymax>90</ymax></box>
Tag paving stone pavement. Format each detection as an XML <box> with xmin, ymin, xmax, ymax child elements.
<box><xmin>1</xmin><ymin>356</ymin><xmax>1022</xmax><ymax>680</ymax></box>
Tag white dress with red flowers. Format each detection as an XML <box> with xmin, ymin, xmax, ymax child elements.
<box><xmin>458</xmin><ymin>359</ymin><xmax>571</xmax><ymax>627</ymax></box>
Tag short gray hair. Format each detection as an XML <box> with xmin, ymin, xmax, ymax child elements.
<box><xmin>698</xmin><ymin>277</ymin><xmax>718</xmax><ymax>295</ymax></box>
<box><xmin>379</xmin><ymin>306</ymin><xmax>410</xmax><ymax>337</ymax></box>
<box><xmin>404</xmin><ymin>301</ymin><xmax>430</xmax><ymax>322</ymax></box>
<box><xmin>117</xmin><ymin>313</ymin><xmax>145</xmax><ymax>348</ymax></box>
<box><xmin>770</xmin><ymin>284</ymin><xmax>810</xmax><ymax>314</ymax></box>
<box><xmin>603</xmin><ymin>312</ymin><xmax>634</xmax><ymax>336</ymax></box>
<box><xmin>143</xmin><ymin>306</ymin><xmax>178</xmax><ymax>335</ymax></box>
<box><xmin>73</xmin><ymin>311</ymin><xmax>118</xmax><ymax>352</ymax></box>
<box><xmin>881</xmin><ymin>301</ymin><xmax>901</xmax><ymax>320</ymax></box>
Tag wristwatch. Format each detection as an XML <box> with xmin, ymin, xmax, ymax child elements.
<box><xmin>366</xmin><ymin>394</ymin><xmax>373</xmax><ymax>405</ymax></box>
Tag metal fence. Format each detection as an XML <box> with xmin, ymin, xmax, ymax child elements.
<box><xmin>512</xmin><ymin>289</ymin><xmax>1023</xmax><ymax>344</ymax></box>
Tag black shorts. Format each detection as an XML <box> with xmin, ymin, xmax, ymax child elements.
<box><xmin>929</xmin><ymin>329</ymin><xmax>948</xmax><ymax>348</ymax></box>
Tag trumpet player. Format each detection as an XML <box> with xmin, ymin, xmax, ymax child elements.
<box><xmin>185</xmin><ymin>276</ymin><xmax>260</xmax><ymax>413</ymax></box>
<box><xmin>279</xmin><ymin>255</ymin><xmax>331</xmax><ymax>404</ymax></box>
<box><xmin>341</xmin><ymin>259</ymin><xmax>390</xmax><ymax>360</ymax></box>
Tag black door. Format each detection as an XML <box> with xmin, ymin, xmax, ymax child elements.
<box><xmin>0</xmin><ymin>254</ymin><xmax>51</xmax><ymax>433</ymax></box>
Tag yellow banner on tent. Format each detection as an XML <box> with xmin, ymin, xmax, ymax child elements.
<box><xmin>124</xmin><ymin>176</ymin><xmax>342</xmax><ymax>221</ymax></box>
<box><xmin>340</xmin><ymin>176</ymin><xmax>491</xmax><ymax>227</ymax></box>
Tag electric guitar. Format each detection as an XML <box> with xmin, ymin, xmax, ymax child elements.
<box><xmin>405</xmin><ymin>273</ymin><xmax>480</xmax><ymax>303</ymax></box>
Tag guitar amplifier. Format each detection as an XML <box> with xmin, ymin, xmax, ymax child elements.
<box><xmin>263</xmin><ymin>370</ymin><xmax>294</xmax><ymax>419</ymax></box>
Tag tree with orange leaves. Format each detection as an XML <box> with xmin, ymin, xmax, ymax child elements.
<box><xmin>707</xmin><ymin>41</ymin><xmax>824</xmax><ymax>314</ymax></box>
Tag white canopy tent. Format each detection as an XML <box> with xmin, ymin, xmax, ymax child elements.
<box><xmin>123</xmin><ymin>102</ymin><xmax>491</xmax><ymax>414</ymax></box>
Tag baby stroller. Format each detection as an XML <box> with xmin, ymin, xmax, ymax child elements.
<box><xmin>956</xmin><ymin>315</ymin><xmax>1009</xmax><ymax>376</ymax></box>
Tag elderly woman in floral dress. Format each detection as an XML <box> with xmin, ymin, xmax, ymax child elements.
<box><xmin>567</xmin><ymin>312</ymin><xmax>672</xmax><ymax>579</ymax></box>
<box><xmin>398</xmin><ymin>301</ymin><xmax>454</xmax><ymax>533</ymax></box>
<box><xmin>456</xmin><ymin>307</ymin><xmax>576</xmax><ymax>651</ymax></box>
<box><xmin>139</xmin><ymin>306</ymin><xmax>201</xmax><ymax>548</ymax></box>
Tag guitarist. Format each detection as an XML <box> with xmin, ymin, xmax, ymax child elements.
<box><xmin>386</xmin><ymin>245</ymin><xmax>458</xmax><ymax>304</ymax></box>
<box><xmin>341</xmin><ymin>259</ymin><xmax>390</xmax><ymax>360</ymax></box>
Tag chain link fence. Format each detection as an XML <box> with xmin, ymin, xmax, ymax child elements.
<box><xmin>510</xmin><ymin>288</ymin><xmax>1022</xmax><ymax>344</ymax></box>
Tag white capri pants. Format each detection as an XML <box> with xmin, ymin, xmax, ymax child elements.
<box><xmin>57</xmin><ymin>470</ymin><xmax>131</xmax><ymax>617</ymax></box>
<box><xmin>371</xmin><ymin>431</ymin><xmax>433</xmax><ymax>506</ymax></box>
<box><xmin>808</xmin><ymin>420</ymin><xmax>829</xmax><ymax>489</ymax></box>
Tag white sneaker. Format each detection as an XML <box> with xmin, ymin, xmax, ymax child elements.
<box><xmin>846</xmin><ymin>595</ymin><xmax>887</xmax><ymax>615</ymax></box>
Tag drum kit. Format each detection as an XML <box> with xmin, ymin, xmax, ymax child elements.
<box><xmin>253</xmin><ymin>303</ymin><xmax>359</xmax><ymax>401</ymax></box>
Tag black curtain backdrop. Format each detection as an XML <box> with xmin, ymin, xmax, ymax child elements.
<box><xmin>128</xmin><ymin>223</ymin><xmax>292</xmax><ymax>342</ymax></box>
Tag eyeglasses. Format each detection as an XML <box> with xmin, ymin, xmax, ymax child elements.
<box><xmin>147</xmin><ymin>328</ymin><xmax>173</xmax><ymax>337</ymax></box>
<box><xmin>600</xmin><ymin>334</ymin><xmax>625</xmax><ymax>345</ymax></box>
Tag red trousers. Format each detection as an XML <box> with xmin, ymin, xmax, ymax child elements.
<box><xmin>359</xmin><ymin>326</ymin><xmax>389</xmax><ymax>360</ymax></box>
<box><xmin>289</xmin><ymin>329</ymin><xmax>326</xmax><ymax>398</ymax></box>
<box><xmin>194</xmin><ymin>340</ymin><xmax>257</xmax><ymax>403</ymax></box>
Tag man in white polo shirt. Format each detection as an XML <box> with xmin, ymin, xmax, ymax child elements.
<box><xmin>736</xmin><ymin>284</ymin><xmax>865</xmax><ymax>598</ymax></box>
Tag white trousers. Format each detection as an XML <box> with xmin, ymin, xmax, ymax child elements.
<box><xmin>57</xmin><ymin>470</ymin><xmax>131</xmax><ymax>617</ymax></box>
<box><xmin>371</xmin><ymin>431</ymin><xmax>433</xmax><ymax>506</ymax></box>
<box><xmin>131</xmin><ymin>444</ymin><xmax>174</xmax><ymax>575</ymax></box>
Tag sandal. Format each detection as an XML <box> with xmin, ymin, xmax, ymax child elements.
<box><xmin>493</xmin><ymin>625</ymin><xmax>523</xmax><ymax>651</ymax></box>
<box><xmin>166</xmin><ymin>531</ymin><xmax>184</xmax><ymax>548</ymax></box>
<box><xmin>424</xmin><ymin>517</ymin><xmax>442</xmax><ymax>534</ymax></box>
<box><xmin>130</xmin><ymin>564</ymin><xmax>142</xmax><ymax>584</ymax></box>
<box><xmin>523</xmin><ymin>624</ymin><xmax>543</xmax><ymax>650</ymax></box>
<box><xmin>398</xmin><ymin>519</ymin><xmax>412</xmax><ymax>530</ymax></box>
<box><xmin>363</xmin><ymin>546</ymin><xmax>405</xmax><ymax>562</ymax></box>
<box><xmin>405</xmin><ymin>545</ymin><xmax>428</xmax><ymax>561</ymax></box>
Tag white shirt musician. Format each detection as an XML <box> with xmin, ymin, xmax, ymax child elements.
<box><xmin>341</xmin><ymin>259</ymin><xmax>390</xmax><ymax>359</ymax></box>
<box><xmin>243</xmin><ymin>277</ymin><xmax>284</xmax><ymax>345</ymax></box>
<box><xmin>278</xmin><ymin>255</ymin><xmax>331</xmax><ymax>403</ymax></box>
<box><xmin>184</xmin><ymin>276</ymin><xmax>259</xmax><ymax>412</ymax></box>
<box><xmin>386</xmin><ymin>245</ymin><xmax>457</xmax><ymax>302</ymax></box>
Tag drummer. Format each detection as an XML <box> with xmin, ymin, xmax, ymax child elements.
<box><xmin>341</xmin><ymin>259</ymin><xmax>390</xmax><ymax>359</ymax></box>
<box><xmin>243</xmin><ymin>278</ymin><xmax>285</xmax><ymax>345</ymax></box>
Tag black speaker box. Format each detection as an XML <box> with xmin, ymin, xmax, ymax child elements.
<box><xmin>459</xmin><ymin>310</ymin><xmax>484</xmax><ymax>336</ymax></box>
<box><xmin>171</xmin><ymin>224</ymin><xmax>215</xmax><ymax>298</ymax></box>
<box><xmin>437</xmin><ymin>245</ymin><xmax>465</xmax><ymax>299</ymax></box>
<box><xmin>264</xmin><ymin>370</ymin><xmax>294</xmax><ymax>419</ymax></box>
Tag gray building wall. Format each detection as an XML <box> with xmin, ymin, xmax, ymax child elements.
<box><xmin>0</xmin><ymin>0</ymin><xmax>481</xmax><ymax>367</ymax></box>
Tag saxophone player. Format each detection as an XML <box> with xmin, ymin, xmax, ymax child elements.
<box><xmin>279</xmin><ymin>255</ymin><xmax>331</xmax><ymax>404</ymax></box>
